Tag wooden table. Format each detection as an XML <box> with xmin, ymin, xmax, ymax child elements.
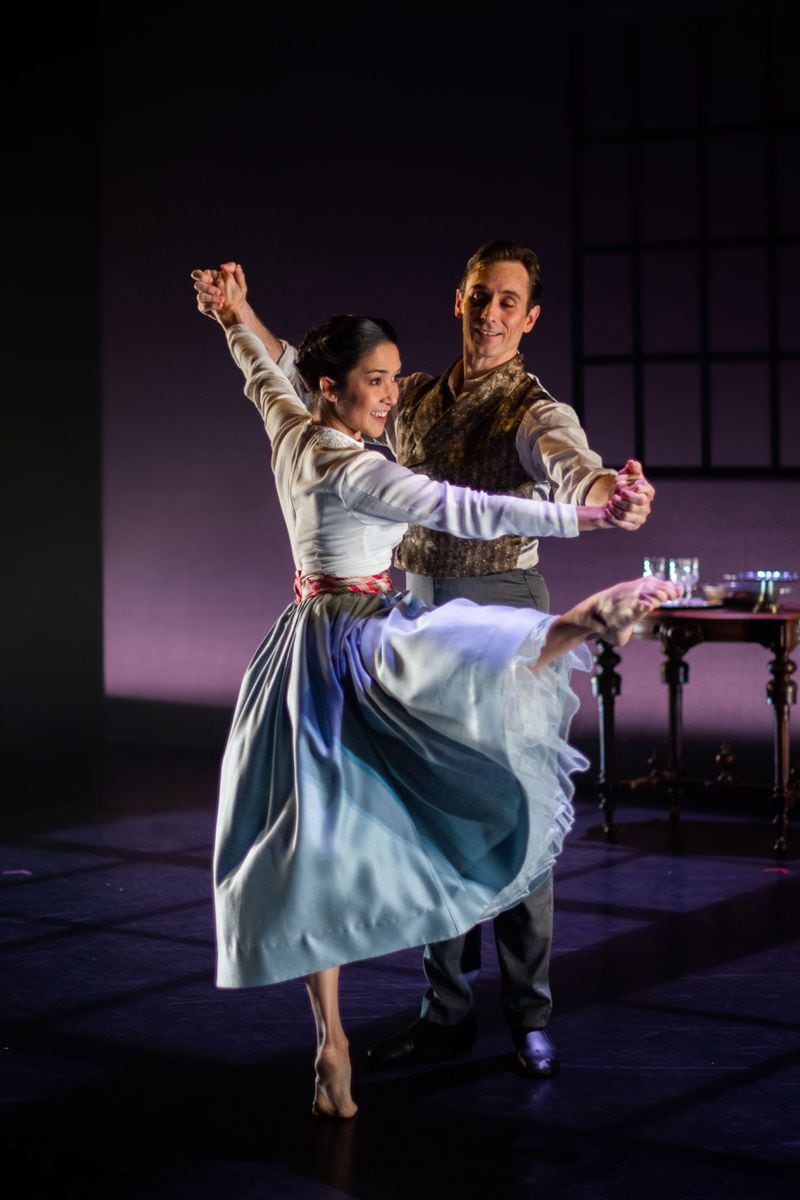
<box><xmin>592</xmin><ymin>607</ymin><xmax>800</xmax><ymax>852</ymax></box>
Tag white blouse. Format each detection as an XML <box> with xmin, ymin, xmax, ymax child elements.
<box><xmin>226</xmin><ymin>325</ymin><xmax>580</xmax><ymax>578</ymax></box>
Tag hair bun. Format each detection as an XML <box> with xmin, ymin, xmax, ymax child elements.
<box><xmin>295</xmin><ymin>314</ymin><xmax>398</xmax><ymax>393</ymax></box>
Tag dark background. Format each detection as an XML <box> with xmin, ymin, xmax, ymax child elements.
<box><xmin>6</xmin><ymin>0</ymin><xmax>798</xmax><ymax>788</ymax></box>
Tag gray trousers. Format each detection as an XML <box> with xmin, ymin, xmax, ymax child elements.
<box><xmin>405</xmin><ymin>569</ymin><xmax>555</xmax><ymax>1033</ymax></box>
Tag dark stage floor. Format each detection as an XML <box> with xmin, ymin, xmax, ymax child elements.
<box><xmin>2</xmin><ymin>746</ymin><xmax>798</xmax><ymax>1199</ymax></box>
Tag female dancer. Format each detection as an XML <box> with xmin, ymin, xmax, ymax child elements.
<box><xmin>193</xmin><ymin>263</ymin><xmax>679</xmax><ymax>1117</ymax></box>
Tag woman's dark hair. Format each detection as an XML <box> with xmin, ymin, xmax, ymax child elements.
<box><xmin>295</xmin><ymin>314</ymin><xmax>399</xmax><ymax>397</ymax></box>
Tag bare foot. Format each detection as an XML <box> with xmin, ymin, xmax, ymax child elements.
<box><xmin>312</xmin><ymin>1045</ymin><xmax>358</xmax><ymax>1119</ymax></box>
<box><xmin>564</xmin><ymin>577</ymin><xmax>682</xmax><ymax>647</ymax></box>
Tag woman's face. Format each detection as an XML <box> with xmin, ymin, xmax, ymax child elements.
<box><xmin>323</xmin><ymin>342</ymin><xmax>401</xmax><ymax>440</ymax></box>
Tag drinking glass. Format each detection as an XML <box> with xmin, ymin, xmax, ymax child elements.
<box><xmin>669</xmin><ymin>556</ymin><xmax>699</xmax><ymax>600</ymax></box>
<box><xmin>642</xmin><ymin>556</ymin><xmax>667</xmax><ymax>580</ymax></box>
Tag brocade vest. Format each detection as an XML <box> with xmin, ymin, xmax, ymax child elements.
<box><xmin>394</xmin><ymin>354</ymin><xmax>548</xmax><ymax>578</ymax></box>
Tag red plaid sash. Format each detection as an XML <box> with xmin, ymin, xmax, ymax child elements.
<box><xmin>294</xmin><ymin>569</ymin><xmax>395</xmax><ymax>604</ymax></box>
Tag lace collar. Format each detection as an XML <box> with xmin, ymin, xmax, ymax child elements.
<box><xmin>314</xmin><ymin>425</ymin><xmax>365</xmax><ymax>451</ymax></box>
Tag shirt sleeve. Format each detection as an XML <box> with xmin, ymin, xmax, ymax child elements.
<box><xmin>327</xmin><ymin>449</ymin><xmax>580</xmax><ymax>541</ymax></box>
<box><xmin>275</xmin><ymin>340</ymin><xmax>314</xmax><ymax>412</ymax></box>
<box><xmin>226</xmin><ymin>325</ymin><xmax>310</xmax><ymax>443</ymax></box>
<box><xmin>516</xmin><ymin>391</ymin><xmax>616</xmax><ymax>503</ymax></box>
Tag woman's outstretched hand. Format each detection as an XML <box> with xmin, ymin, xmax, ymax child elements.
<box><xmin>576</xmin><ymin>504</ymin><xmax>615</xmax><ymax>531</ymax></box>
<box><xmin>190</xmin><ymin>267</ymin><xmax>222</xmax><ymax>318</ymax></box>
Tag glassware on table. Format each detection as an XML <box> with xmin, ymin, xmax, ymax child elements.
<box><xmin>722</xmin><ymin>569</ymin><xmax>800</xmax><ymax>613</ymax></box>
<box><xmin>701</xmin><ymin>582</ymin><xmax>726</xmax><ymax>605</ymax></box>
<box><xmin>642</xmin><ymin>556</ymin><xmax>668</xmax><ymax>580</ymax></box>
<box><xmin>669</xmin><ymin>556</ymin><xmax>700</xmax><ymax>600</ymax></box>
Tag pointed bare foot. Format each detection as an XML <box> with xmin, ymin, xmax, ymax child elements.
<box><xmin>565</xmin><ymin>577</ymin><xmax>682</xmax><ymax>647</ymax></box>
<box><xmin>312</xmin><ymin>1045</ymin><xmax>358</xmax><ymax>1119</ymax></box>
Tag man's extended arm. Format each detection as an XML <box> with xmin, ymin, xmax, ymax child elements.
<box><xmin>517</xmin><ymin>392</ymin><xmax>655</xmax><ymax>531</ymax></box>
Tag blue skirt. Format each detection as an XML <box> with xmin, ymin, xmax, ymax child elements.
<box><xmin>213</xmin><ymin>591</ymin><xmax>590</xmax><ymax>987</ymax></box>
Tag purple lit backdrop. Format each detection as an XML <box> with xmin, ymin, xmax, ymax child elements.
<box><xmin>103</xmin><ymin>8</ymin><xmax>798</xmax><ymax>760</ymax></box>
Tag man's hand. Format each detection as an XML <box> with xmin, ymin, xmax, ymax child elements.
<box><xmin>605</xmin><ymin>459</ymin><xmax>655</xmax><ymax>531</ymax></box>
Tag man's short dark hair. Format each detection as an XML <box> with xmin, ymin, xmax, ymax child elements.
<box><xmin>459</xmin><ymin>239</ymin><xmax>543</xmax><ymax>309</ymax></box>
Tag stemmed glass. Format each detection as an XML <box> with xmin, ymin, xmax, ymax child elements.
<box><xmin>642</xmin><ymin>556</ymin><xmax>667</xmax><ymax>580</ymax></box>
<box><xmin>668</xmin><ymin>557</ymin><xmax>699</xmax><ymax>601</ymax></box>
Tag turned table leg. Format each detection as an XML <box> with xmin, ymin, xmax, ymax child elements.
<box><xmin>660</xmin><ymin>627</ymin><xmax>694</xmax><ymax>821</ymax></box>
<box><xmin>766</xmin><ymin>636</ymin><xmax>797</xmax><ymax>854</ymax></box>
<box><xmin>593</xmin><ymin>639</ymin><xmax>621</xmax><ymax>838</ymax></box>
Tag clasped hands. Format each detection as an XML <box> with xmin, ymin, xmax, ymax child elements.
<box><xmin>603</xmin><ymin>459</ymin><xmax>655</xmax><ymax>531</ymax></box>
<box><xmin>191</xmin><ymin>261</ymin><xmax>244</xmax><ymax>320</ymax></box>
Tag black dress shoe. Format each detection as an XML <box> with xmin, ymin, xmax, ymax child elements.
<box><xmin>367</xmin><ymin>1015</ymin><xmax>477</xmax><ymax>1067</ymax></box>
<box><xmin>512</xmin><ymin>1029</ymin><xmax>560</xmax><ymax>1077</ymax></box>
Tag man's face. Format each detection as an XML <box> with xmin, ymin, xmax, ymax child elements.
<box><xmin>455</xmin><ymin>260</ymin><xmax>541</xmax><ymax>372</ymax></box>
